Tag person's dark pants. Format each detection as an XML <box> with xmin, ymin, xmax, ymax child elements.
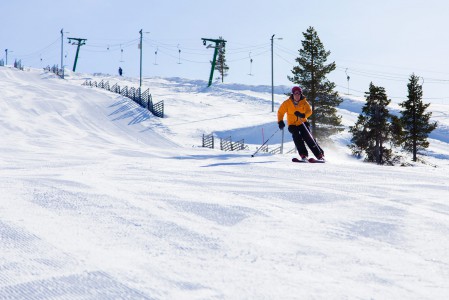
<box><xmin>288</xmin><ymin>122</ymin><xmax>324</xmax><ymax>158</ymax></box>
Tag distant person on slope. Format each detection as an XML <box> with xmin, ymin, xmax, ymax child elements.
<box><xmin>277</xmin><ymin>86</ymin><xmax>325</xmax><ymax>161</ymax></box>
<box><xmin>118</xmin><ymin>67</ymin><xmax>123</xmax><ymax>76</ymax></box>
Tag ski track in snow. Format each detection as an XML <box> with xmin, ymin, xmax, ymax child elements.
<box><xmin>1</xmin><ymin>67</ymin><xmax>449</xmax><ymax>299</ymax></box>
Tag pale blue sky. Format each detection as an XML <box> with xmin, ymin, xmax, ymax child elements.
<box><xmin>2</xmin><ymin>0</ymin><xmax>449</xmax><ymax>101</ymax></box>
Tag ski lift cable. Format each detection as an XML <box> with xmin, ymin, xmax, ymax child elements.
<box><xmin>339</xmin><ymin>68</ymin><xmax>413</xmax><ymax>82</ymax></box>
<box><xmin>147</xmin><ymin>41</ymin><xmax>211</xmax><ymax>57</ymax></box>
<box><xmin>144</xmin><ymin>39</ymin><xmax>212</xmax><ymax>56</ymax></box>
<box><xmin>155</xmin><ymin>49</ymin><xmax>208</xmax><ymax>64</ymax></box>
<box><xmin>273</xmin><ymin>43</ymin><xmax>449</xmax><ymax>83</ymax></box>
<box><xmin>84</xmin><ymin>39</ymin><xmax>139</xmax><ymax>52</ymax></box>
<box><xmin>274</xmin><ymin>52</ymin><xmax>296</xmax><ymax>65</ymax></box>
<box><xmin>14</xmin><ymin>37</ymin><xmax>60</xmax><ymax>58</ymax></box>
<box><xmin>226</xmin><ymin>49</ymin><xmax>270</xmax><ymax>63</ymax></box>
<box><xmin>83</xmin><ymin>39</ymin><xmax>139</xmax><ymax>51</ymax></box>
<box><xmin>144</xmin><ymin>38</ymin><xmax>268</xmax><ymax>54</ymax></box>
<box><xmin>337</xmin><ymin>65</ymin><xmax>410</xmax><ymax>79</ymax></box>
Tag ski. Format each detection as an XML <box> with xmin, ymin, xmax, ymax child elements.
<box><xmin>292</xmin><ymin>157</ymin><xmax>308</xmax><ymax>163</ymax></box>
<box><xmin>292</xmin><ymin>157</ymin><xmax>325</xmax><ymax>163</ymax></box>
<box><xmin>308</xmin><ymin>157</ymin><xmax>325</xmax><ymax>163</ymax></box>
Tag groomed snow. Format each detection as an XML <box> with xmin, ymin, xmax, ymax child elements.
<box><xmin>1</xmin><ymin>67</ymin><xmax>449</xmax><ymax>299</ymax></box>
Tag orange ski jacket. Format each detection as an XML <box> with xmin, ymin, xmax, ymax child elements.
<box><xmin>277</xmin><ymin>96</ymin><xmax>312</xmax><ymax>126</ymax></box>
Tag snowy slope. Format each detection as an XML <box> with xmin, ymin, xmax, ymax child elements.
<box><xmin>1</xmin><ymin>67</ymin><xmax>449</xmax><ymax>299</ymax></box>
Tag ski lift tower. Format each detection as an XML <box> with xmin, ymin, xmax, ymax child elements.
<box><xmin>67</xmin><ymin>37</ymin><xmax>87</xmax><ymax>72</ymax></box>
<box><xmin>201</xmin><ymin>38</ymin><xmax>227</xmax><ymax>87</ymax></box>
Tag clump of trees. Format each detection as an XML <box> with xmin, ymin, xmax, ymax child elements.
<box><xmin>348</xmin><ymin>75</ymin><xmax>437</xmax><ymax>165</ymax></box>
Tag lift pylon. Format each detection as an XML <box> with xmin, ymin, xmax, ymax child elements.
<box><xmin>67</xmin><ymin>37</ymin><xmax>87</xmax><ymax>72</ymax></box>
<box><xmin>201</xmin><ymin>38</ymin><xmax>226</xmax><ymax>87</ymax></box>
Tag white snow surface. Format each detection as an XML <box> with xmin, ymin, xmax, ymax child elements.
<box><xmin>1</xmin><ymin>67</ymin><xmax>449</xmax><ymax>299</ymax></box>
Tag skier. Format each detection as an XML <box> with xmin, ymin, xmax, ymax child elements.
<box><xmin>277</xmin><ymin>86</ymin><xmax>325</xmax><ymax>162</ymax></box>
<box><xmin>118</xmin><ymin>67</ymin><xmax>123</xmax><ymax>76</ymax></box>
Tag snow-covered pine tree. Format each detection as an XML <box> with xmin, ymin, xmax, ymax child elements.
<box><xmin>288</xmin><ymin>26</ymin><xmax>342</xmax><ymax>137</ymax></box>
<box><xmin>399</xmin><ymin>74</ymin><xmax>437</xmax><ymax>162</ymax></box>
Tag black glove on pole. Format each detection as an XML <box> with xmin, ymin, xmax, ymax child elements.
<box><xmin>294</xmin><ymin>111</ymin><xmax>305</xmax><ymax>118</ymax></box>
<box><xmin>278</xmin><ymin>120</ymin><xmax>285</xmax><ymax>130</ymax></box>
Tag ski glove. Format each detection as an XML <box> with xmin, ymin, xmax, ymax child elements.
<box><xmin>294</xmin><ymin>111</ymin><xmax>306</xmax><ymax>118</ymax></box>
<box><xmin>278</xmin><ymin>120</ymin><xmax>285</xmax><ymax>129</ymax></box>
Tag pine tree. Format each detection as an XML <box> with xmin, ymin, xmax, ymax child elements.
<box><xmin>348</xmin><ymin>114</ymin><xmax>369</xmax><ymax>158</ymax></box>
<box><xmin>399</xmin><ymin>74</ymin><xmax>437</xmax><ymax>162</ymax></box>
<box><xmin>349</xmin><ymin>82</ymin><xmax>398</xmax><ymax>165</ymax></box>
<box><xmin>214</xmin><ymin>36</ymin><xmax>229</xmax><ymax>83</ymax></box>
<box><xmin>389</xmin><ymin>115</ymin><xmax>405</xmax><ymax>150</ymax></box>
<box><xmin>288</xmin><ymin>26</ymin><xmax>342</xmax><ymax>137</ymax></box>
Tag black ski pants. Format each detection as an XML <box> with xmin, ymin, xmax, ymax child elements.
<box><xmin>288</xmin><ymin>122</ymin><xmax>324</xmax><ymax>159</ymax></box>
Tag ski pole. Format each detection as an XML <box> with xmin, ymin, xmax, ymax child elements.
<box><xmin>251</xmin><ymin>128</ymin><xmax>280</xmax><ymax>157</ymax></box>
<box><xmin>300</xmin><ymin>122</ymin><xmax>324</xmax><ymax>156</ymax></box>
<box><xmin>280</xmin><ymin>127</ymin><xmax>284</xmax><ymax>154</ymax></box>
